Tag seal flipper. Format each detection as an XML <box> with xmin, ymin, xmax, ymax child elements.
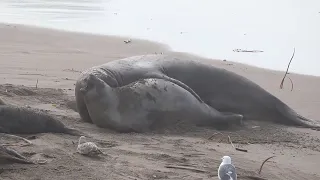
<box><xmin>75</xmin><ymin>79</ymin><xmax>94</xmax><ymax>123</ymax></box>
<box><xmin>276</xmin><ymin>101</ymin><xmax>320</xmax><ymax>128</ymax></box>
<box><xmin>64</xmin><ymin>127</ymin><xmax>86</xmax><ymax>136</ymax></box>
<box><xmin>144</xmin><ymin>72</ymin><xmax>204</xmax><ymax>103</ymax></box>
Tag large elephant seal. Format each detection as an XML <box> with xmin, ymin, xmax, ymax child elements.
<box><xmin>79</xmin><ymin>74</ymin><xmax>243</xmax><ymax>132</ymax></box>
<box><xmin>75</xmin><ymin>54</ymin><xmax>320</xmax><ymax>128</ymax></box>
<box><xmin>0</xmin><ymin>105</ymin><xmax>83</xmax><ymax>135</ymax></box>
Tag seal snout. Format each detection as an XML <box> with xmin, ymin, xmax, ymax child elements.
<box><xmin>80</xmin><ymin>86</ymin><xmax>88</xmax><ymax>94</ymax></box>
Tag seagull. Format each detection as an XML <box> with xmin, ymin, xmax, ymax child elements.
<box><xmin>76</xmin><ymin>136</ymin><xmax>103</xmax><ymax>156</ymax></box>
<box><xmin>218</xmin><ymin>156</ymin><xmax>237</xmax><ymax>180</ymax></box>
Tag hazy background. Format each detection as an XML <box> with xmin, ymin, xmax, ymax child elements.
<box><xmin>1</xmin><ymin>0</ymin><xmax>319</xmax><ymax>76</ymax></box>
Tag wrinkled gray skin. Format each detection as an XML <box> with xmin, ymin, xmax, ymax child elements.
<box><xmin>75</xmin><ymin>54</ymin><xmax>320</xmax><ymax>128</ymax></box>
<box><xmin>80</xmin><ymin>74</ymin><xmax>243</xmax><ymax>132</ymax></box>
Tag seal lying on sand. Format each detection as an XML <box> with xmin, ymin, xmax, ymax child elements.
<box><xmin>75</xmin><ymin>54</ymin><xmax>320</xmax><ymax>128</ymax></box>
<box><xmin>0</xmin><ymin>105</ymin><xmax>83</xmax><ymax>135</ymax></box>
<box><xmin>80</xmin><ymin>74</ymin><xmax>243</xmax><ymax>132</ymax></box>
<box><xmin>0</xmin><ymin>144</ymin><xmax>33</xmax><ymax>164</ymax></box>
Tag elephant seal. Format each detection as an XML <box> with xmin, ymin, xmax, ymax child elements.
<box><xmin>0</xmin><ymin>105</ymin><xmax>83</xmax><ymax>135</ymax></box>
<box><xmin>75</xmin><ymin>54</ymin><xmax>320</xmax><ymax>128</ymax></box>
<box><xmin>0</xmin><ymin>144</ymin><xmax>33</xmax><ymax>164</ymax></box>
<box><xmin>79</xmin><ymin>74</ymin><xmax>243</xmax><ymax>132</ymax></box>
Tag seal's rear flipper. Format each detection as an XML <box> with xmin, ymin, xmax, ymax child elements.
<box><xmin>276</xmin><ymin>101</ymin><xmax>320</xmax><ymax>128</ymax></box>
<box><xmin>221</xmin><ymin>114</ymin><xmax>244</xmax><ymax>126</ymax></box>
<box><xmin>144</xmin><ymin>72</ymin><xmax>204</xmax><ymax>103</ymax></box>
<box><xmin>64</xmin><ymin>127</ymin><xmax>87</xmax><ymax>136</ymax></box>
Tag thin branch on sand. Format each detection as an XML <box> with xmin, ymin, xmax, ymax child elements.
<box><xmin>164</xmin><ymin>165</ymin><xmax>206</xmax><ymax>173</ymax></box>
<box><xmin>228</xmin><ymin>135</ymin><xmax>248</xmax><ymax>152</ymax></box>
<box><xmin>0</xmin><ymin>133</ymin><xmax>32</xmax><ymax>146</ymax></box>
<box><xmin>287</xmin><ymin>76</ymin><xmax>294</xmax><ymax>91</ymax></box>
<box><xmin>258</xmin><ymin>156</ymin><xmax>276</xmax><ymax>174</ymax></box>
<box><xmin>207</xmin><ymin>132</ymin><xmax>224</xmax><ymax>140</ymax></box>
<box><xmin>280</xmin><ymin>48</ymin><xmax>295</xmax><ymax>91</ymax></box>
<box><xmin>240</xmin><ymin>175</ymin><xmax>268</xmax><ymax>180</ymax></box>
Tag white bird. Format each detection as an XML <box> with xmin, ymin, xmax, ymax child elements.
<box><xmin>76</xmin><ymin>136</ymin><xmax>103</xmax><ymax>156</ymax></box>
<box><xmin>218</xmin><ymin>156</ymin><xmax>237</xmax><ymax>180</ymax></box>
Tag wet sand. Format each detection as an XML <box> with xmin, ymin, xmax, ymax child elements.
<box><xmin>0</xmin><ymin>23</ymin><xmax>320</xmax><ymax>180</ymax></box>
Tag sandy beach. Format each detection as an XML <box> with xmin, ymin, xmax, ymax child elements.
<box><xmin>0</xmin><ymin>23</ymin><xmax>320</xmax><ymax>180</ymax></box>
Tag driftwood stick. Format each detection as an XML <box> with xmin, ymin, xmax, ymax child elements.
<box><xmin>0</xmin><ymin>133</ymin><xmax>32</xmax><ymax>145</ymax></box>
<box><xmin>258</xmin><ymin>156</ymin><xmax>276</xmax><ymax>174</ymax></box>
<box><xmin>280</xmin><ymin>48</ymin><xmax>295</xmax><ymax>90</ymax></box>
<box><xmin>287</xmin><ymin>76</ymin><xmax>294</xmax><ymax>91</ymax></box>
<box><xmin>228</xmin><ymin>135</ymin><xmax>235</xmax><ymax>148</ymax></box>
<box><xmin>207</xmin><ymin>132</ymin><xmax>224</xmax><ymax>140</ymax></box>
<box><xmin>227</xmin><ymin>135</ymin><xmax>248</xmax><ymax>152</ymax></box>
<box><xmin>240</xmin><ymin>175</ymin><xmax>268</xmax><ymax>180</ymax></box>
<box><xmin>164</xmin><ymin>165</ymin><xmax>206</xmax><ymax>173</ymax></box>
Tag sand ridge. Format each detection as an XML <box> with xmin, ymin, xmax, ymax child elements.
<box><xmin>0</xmin><ymin>23</ymin><xmax>320</xmax><ymax>180</ymax></box>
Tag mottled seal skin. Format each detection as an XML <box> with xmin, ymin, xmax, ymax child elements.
<box><xmin>0</xmin><ymin>105</ymin><xmax>83</xmax><ymax>135</ymax></box>
<box><xmin>0</xmin><ymin>144</ymin><xmax>33</xmax><ymax>164</ymax></box>
<box><xmin>80</xmin><ymin>74</ymin><xmax>243</xmax><ymax>133</ymax></box>
<box><xmin>75</xmin><ymin>54</ymin><xmax>320</xmax><ymax>128</ymax></box>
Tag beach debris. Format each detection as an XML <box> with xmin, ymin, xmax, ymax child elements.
<box><xmin>279</xmin><ymin>47</ymin><xmax>295</xmax><ymax>91</ymax></box>
<box><xmin>218</xmin><ymin>156</ymin><xmax>237</xmax><ymax>180</ymax></box>
<box><xmin>207</xmin><ymin>131</ymin><xmax>224</xmax><ymax>140</ymax></box>
<box><xmin>228</xmin><ymin>135</ymin><xmax>248</xmax><ymax>152</ymax></box>
<box><xmin>0</xmin><ymin>133</ymin><xmax>32</xmax><ymax>147</ymax></box>
<box><xmin>124</xmin><ymin>39</ymin><xmax>131</xmax><ymax>44</ymax></box>
<box><xmin>165</xmin><ymin>165</ymin><xmax>206</xmax><ymax>173</ymax></box>
<box><xmin>233</xmin><ymin>49</ymin><xmax>264</xmax><ymax>53</ymax></box>
<box><xmin>0</xmin><ymin>144</ymin><xmax>34</xmax><ymax>164</ymax></box>
<box><xmin>62</xmin><ymin>68</ymin><xmax>81</xmax><ymax>73</ymax></box>
<box><xmin>76</xmin><ymin>136</ymin><xmax>103</xmax><ymax>156</ymax></box>
<box><xmin>258</xmin><ymin>156</ymin><xmax>276</xmax><ymax>174</ymax></box>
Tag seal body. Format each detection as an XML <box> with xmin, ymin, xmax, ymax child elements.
<box><xmin>80</xmin><ymin>75</ymin><xmax>243</xmax><ymax>132</ymax></box>
<box><xmin>75</xmin><ymin>54</ymin><xmax>319</xmax><ymax>128</ymax></box>
<box><xmin>0</xmin><ymin>105</ymin><xmax>82</xmax><ymax>135</ymax></box>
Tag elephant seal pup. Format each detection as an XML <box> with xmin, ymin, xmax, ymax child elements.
<box><xmin>0</xmin><ymin>105</ymin><xmax>83</xmax><ymax>135</ymax></box>
<box><xmin>80</xmin><ymin>74</ymin><xmax>243</xmax><ymax>133</ymax></box>
<box><xmin>75</xmin><ymin>54</ymin><xmax>320</xmax><ymax>128</ymax></box>
<box><xmin>0</xmin><ymin>144</ymin><xmax>33</xmax><ymax>164</ymax></box>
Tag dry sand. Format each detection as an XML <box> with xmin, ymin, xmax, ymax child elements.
<box><xmin>0</xmin><ymin>23</ymin><xmax>320</xmax><ymax>180</ymax></box>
